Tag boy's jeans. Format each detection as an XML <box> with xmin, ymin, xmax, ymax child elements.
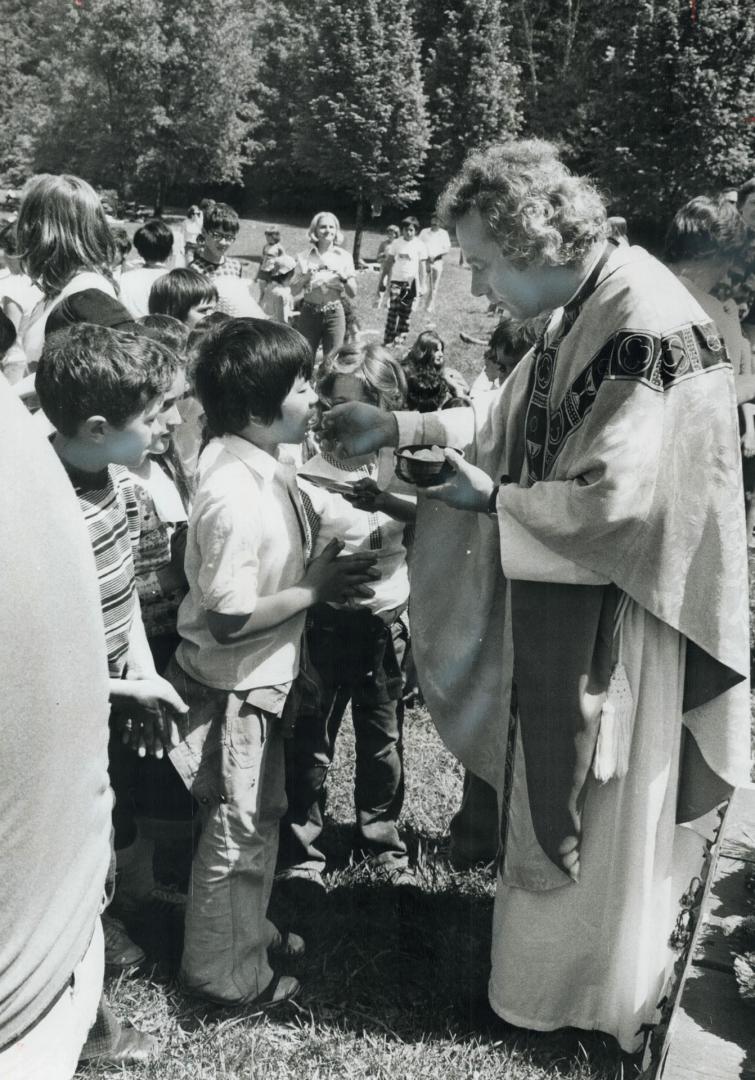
<box><xmin>279</xmin><ymin>605</ymin><xmax>408</xmax><ymax>875</ymax></box>
<box><xmin>166</xmin><ymin>661</ymin><xmax>288</xmax><ymax>1003</ymax></box>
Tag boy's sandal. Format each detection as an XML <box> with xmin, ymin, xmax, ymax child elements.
<box><xmin>269</xmin><ymin>929</ymin><xmax>306</xmax><ymax>960</ymax></box>
<box><xmin>177</xmin><ymin>972</ymin><xmax>301</xmax><ymax>1010</ymax></box>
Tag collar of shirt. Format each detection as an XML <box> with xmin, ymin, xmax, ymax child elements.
<box><xmin>221</xmin><ymin>433</ymin><xmax>280</xmax><ymax>482</ymax></box>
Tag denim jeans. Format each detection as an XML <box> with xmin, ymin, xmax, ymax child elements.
<box><xmin>279</xmin><ymin>605</ymin><xmax>408</xmax><ymax>874</ymax></box>
<box><xmin>166</xmin><ymin>662</ymin><xmax>288</xmax><ymax>1003</ymax></box>
<box><xmin>297</xmin><ymin>300</ymin><xmax>346</xmax><ymax>360</ymax></box>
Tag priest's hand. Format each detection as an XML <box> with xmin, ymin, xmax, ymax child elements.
<box><xmin>424</xmin><ymin>448</ymin><xmax>495</xmax><ymax>513</ymax></box>
<box><xmin>319</xmin><ymin>402</ymin><xmax>398</xmax><ymax>458</ymax></box>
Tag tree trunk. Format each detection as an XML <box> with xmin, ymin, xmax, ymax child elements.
<box><xmin>352</xmin><ymin>194</ymin><xmax>365</xmax><ymax>267</ymax></box>
<box><xmin>153</xmin><ymin>173</ymin><xmax>166</xmax><ymax>217</ymax></box>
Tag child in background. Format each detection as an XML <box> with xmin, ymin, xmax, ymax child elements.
<box><xmin>164</xmin><ymin>318</ymin><xmax>378</xmax><ymax>1007</ymax></box>
<box><xmin>110</xmin><ymin>226</ymin><xmax>133</xmax><ymax>281</ymax></box>
<box><xmin>469</xmin><ymin>315</ymin><xmax>546</xmax><ymax>396</ymax></box>
<box><xmin>0</xmin><ymin>220</ymin><xmax>43</xmax><ymax>330</ymax></box>
<box><xmin>279</xmin><ymin>343</ymin><xmax>415</xmax><ymax>887</ymax></box>
<box><xmin>34</xmin><ymin>324</ymin><xmax>188</xmax><ymax>976</ymax></box>
<box><xmin>402</xmin><ymin>330</ymin><xmax>470</xmax><ymax>412</ymax></box>
<box><xmin>190</xmin><ymin>202</ymin><xmax>265</xmax><ymax>317</ymax></box>
<box><xmin>375</xmin><ymin>225</ymin><xmax>400</xmax><ymax>311</ymax></box>
<box><xmin>378</xmin><ymin>217</ymin><xmax>428</xmax><ymax>345</ymax></box>
<box><xmin>260</xmin><ymin>254</ymin><xmax>296</xmax><ymax>323</ymax></box>
<box><xmin>257</xmin><ymin>226</ymin><xmax>285</xmax><ymax>299</ymax></box>
<box><xmin>182</xmin><ymin>205</ymin><xmax>203</xmax><ymax>264</ymax></box>
<box><xmin>148</xmin><ymin>267</ymin><xmax>218</xmax><ymax>326</ymax></box>
<box><xmin>119</xmin><ymin>219</ymin><xmax>175</xmax><ymax>318</ymax></box>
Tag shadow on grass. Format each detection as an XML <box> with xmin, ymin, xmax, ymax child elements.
<box><xmin>119</xmin><ymin>816</ymin><xmax>632</xmax><ymax>1080</ymax></box>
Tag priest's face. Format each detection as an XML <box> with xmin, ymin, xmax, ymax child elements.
<box><xmin>456</xmin><ymin>209</ymin><xmax>549</xmax><ymax>318</ymax></box>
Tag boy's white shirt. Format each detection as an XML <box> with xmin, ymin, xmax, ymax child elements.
<box><xmin>298</xmin><ymin>447</ymin><xmax>412</xmax><ymax>617</ymax></box>
<box><xmin>176</xmin><ymin>434</ymin><xmax>310</xmax><ymax>691</ymax></box>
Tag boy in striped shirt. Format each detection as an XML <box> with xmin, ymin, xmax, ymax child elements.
<box><xmin>35</xmin><ymin>325</ymin><xmax>188</xmax><ymax>976</ymax></box>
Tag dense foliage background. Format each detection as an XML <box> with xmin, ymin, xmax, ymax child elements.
<box><xmin>1</xmin><ymin>0</ymin><xmax>753</xmax><ymax>240</ymax></box>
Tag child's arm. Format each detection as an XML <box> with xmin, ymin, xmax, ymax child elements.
<box><xmin>109</xmin><ymin>595</ymin><xmax>188</xmax><ymax>757</ymax></box>
<box><xmin>206</xmin><ymin>538</ymin><xmax>378</xmax><ymax>644</ymax></box>
<box><xmin>343</xmin><ymin>478</ymin><xmax>417</xmax><ymax>523</ymax></box>
<box><xmin>378</xmin><ymin>255</ymin><xmax>394</xmax><ymax>294</ymax></box>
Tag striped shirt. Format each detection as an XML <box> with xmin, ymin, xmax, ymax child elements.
<box><xmin>63</xmin><ymin>461</ymin><xmax>141</xmax><ymax>676</ymax></box>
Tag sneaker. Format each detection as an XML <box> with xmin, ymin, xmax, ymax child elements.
<box><xmin>102</xmin><ymin>913</ymin><xmax>145</xmax><ymax>970</ymax></box>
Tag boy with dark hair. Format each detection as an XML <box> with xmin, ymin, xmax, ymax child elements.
<box><xmin>35</xmin><ymin>325</ymin><xmax>188</xmax><ymax>969</ymax></box>
<box><xmin>119</xmin><ymin>219</ymin><xmax>175</xmax><ymax>319</ymax></box>
<box><xmin>190</xmin><ymin>202</ymin><xmax>265</xmax><ymax>318</ymax></box>
<box><xmin>165</xmin><ymin>317</ymin><xmax>378</xmax><ymax>1007</ymax></box>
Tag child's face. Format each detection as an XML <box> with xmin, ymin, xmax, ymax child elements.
<box><xmin>401</xmin><ymin>223</ymin><xmax>416</xmax><ymax>240</ymax></box>
<box><xmin>98</xmin><ymin>392</ymin><xmax>167</xmax><ymax>467</ymax></box>
<box><xmin>323</xmin><ymin>373</ymin><xmax>372</xmax><ymax>408</ymax></box>
<box><xmin>203</xmin><ymin>229</ymin><xmax>235</xmax><ymax>263</ymax></box>
<box><xmin>262</xmin><ymin>375</ymin><xmax>318</xmax><ymax>446</ymax></box>
<box><xmin>150</xmin><ymin>370</ymin><xmax>186</xmax><ymax>455</ymax></box>
<box><xmin>186</xmin><ymin>298</ymin><xmax>217</xmax><ymax>327</ymax></box>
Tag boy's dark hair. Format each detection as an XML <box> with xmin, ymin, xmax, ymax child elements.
<box><xmin>204</xmin><ymin>202</ymin><xmax>240</xmax><ymax>237</ymax></box>
<box><xmin>36</xmin><ymin>323</ymin><xmax>176</xmax><ymax>437</ymax></box>
<box><xmin>138</xmin><ymin>313</ymin><xmax>190</xmax><ymax>355</ymax></box>
<box><xmin>194</xmin><ymin>318</ymin><xmax>313</xmax><ymax>435</ymax></box>
<box><xmin>401</xmin><ymin>216</ymin><xmax>420</xmax><ymax>231</ymax></box>
<box><xmin>0</xmin><ymin>220</ymin><xmax>18</xmax><ymax>255</ymax></box>
<box><xmin>737</xmin><ymin>178</ymin><xmax>755</xmax><ymax>211</ymax></box>
<box><xmin>664</xmin><ymin>195</ymin><xmax>746</xmax><ymax>263</ymax></box>
<box><xmin>148</xmin><ymin>268</ymin><xmax>217</xmax><ymax>322</ymax></box>
<box><xmin>133</xmin><ymin>219</ymin><xmax>174</xmax><ymax>263</ymax></box>
<box><xmin>488</xmin><ymin>315</ymin><xmax>545</xmax><ymax>371</ymax></box>
<box><xmin>0</xmin><ymin>308</ymin><xmax>16</xmax><ymax>358</ymax></box>
<box><xmin>110</xmin><ymin>225</ymin><xmax>132</xmax><ymax>259</ymax></box>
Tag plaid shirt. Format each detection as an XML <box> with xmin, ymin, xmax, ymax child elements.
<box><xmin>191</xmin><ymin>252</ymin><xmax>245</xmax><ymax>280</ymax></box>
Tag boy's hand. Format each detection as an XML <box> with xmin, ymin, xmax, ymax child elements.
<box><xmin>319</xmin><ymin>402</ymin><xmax>398</xmax><ymax>458</ymax></box>
<box><xmin>112</xmin><ymin>676</ymin><xmax>188</xmax><ymax>759</ymax></box>
<box><xmin>303</xmin><ymin>538</ymin><xmax>379</xmax><ymax>604</ymax></box>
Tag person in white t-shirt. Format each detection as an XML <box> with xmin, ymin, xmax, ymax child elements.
<box><xmin>378</xmin><ymin>216</ymin><xmax>428</xmax><ymax>346</ymax></box>
<box><xmin>118</xmin><ymin>219</ymin><xmax>174</xmax><ymax>318</ymax></box>
<box><xmin>418</xmin><ymin>214</ymin><xmax>451</xmax><ymax>313</ymax></box>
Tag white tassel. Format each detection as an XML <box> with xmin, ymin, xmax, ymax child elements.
<box><xmin>592</xmin><ymin>661</ymin><xmax>634</xmax><ymax>783</ymax></box>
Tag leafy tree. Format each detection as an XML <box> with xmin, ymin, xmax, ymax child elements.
<box><xmin>292</xmin><ymin>0</ymin><xmax>430</xmax><ymax>261</ymax></box>
<box><xmin>575</xmin><ymin>0</ymin><xmax>755</xmax><ymax>225</ymax></box>
<box><xmin>248</xmin><ymin>0</ymin><xmax>314</xmax><ymax>208</ymax></box>
<box><xmin>34</xmin><ymin>0</ymin><xmax>258</xmax><ymax>209</ymax></box>
<box><xmin>423</xmin><ymin>0</ymin><xmax>522</xmax><ymax>197</ymax></box>
<box><xmin>0</xmin><ymin>0</ymin><xmax>67</xmax><ymax>185</ymax></box>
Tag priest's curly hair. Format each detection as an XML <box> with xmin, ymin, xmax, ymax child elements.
<box><xmin>438</xmin><ymin>139</ymin><xmax>607</xmax><ymax>269</ymax></box>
